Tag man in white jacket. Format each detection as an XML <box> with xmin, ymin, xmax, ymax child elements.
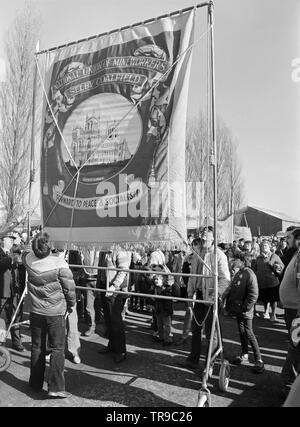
<box><xmin>184</xmin><ymin>228</ymin><xmax>230</xmax><ymax>371</ymax></box>
<box><xmin>97</xmin><ymin>250</ymin><xmax>131</xmax><ymax>363</ymax></box>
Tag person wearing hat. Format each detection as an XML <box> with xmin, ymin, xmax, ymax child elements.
<box><xmin>0</xmin><ymin>234</ymin><xmax>25</xmax><ymax>352</ymax></box>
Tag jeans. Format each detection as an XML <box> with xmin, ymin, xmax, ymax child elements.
<box><xmin>157</xmin><ymin>314</ymin><xmax>172</xmax><ymax>342</ymax></box>
<box><xmin>84</xmin><ymin>280</ymin><xmax>97</xmax><ymax>327</ymax></box>
<box><xmin>236</xmin><ymin>316</ymin><xmax>262</xmax><ymax>361</ymax></box>
<box><xmin>281</xmin><ymin>308</ymin><xmax>300</xmax><ymax>388</ymax></box>
<box><xmin>66</xmin><ymin>305</ymin><xmax>81</xmax><ymax>358</ymax></box>
<box><xmin>30</xmin><ymin>313</ymin><xmax>66</xmax><ymax>392</ymax></box>
<box><xmin>101</xmin><ymin>293</ymin><xmax>126</xmax><ymax>355</ymax></box>
<box><xmin>182</xmin><ymin>303</ymin><xmax>193</xmax><ymax>340</ymax></box>
<box><xmin>189</xmin><ymin>291</ymin><xmax>218</xmax><ymax>365</ymax></box>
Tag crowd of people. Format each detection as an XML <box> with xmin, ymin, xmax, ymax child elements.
<box><xmin>0</xmin><ymin>225</ymin><xmax>299</xmax><ymax>406</ymax></box>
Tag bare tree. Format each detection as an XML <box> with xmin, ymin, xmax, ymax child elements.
<box><xmin>186</xmin><ymin>112</ymin><xmax>246</xmax><ymax>223</ymax></box>
<box><xmin>0</xmin><ymin>2</ymin><xmax>40</xmax><ymax>233</ymax></box>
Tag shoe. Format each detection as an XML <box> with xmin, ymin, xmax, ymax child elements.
<box><xmin>152</xmin><ymin>336</ymin><xmax>164</xmax><ymax>343</ymax></box>
<box><xmin>98</xmin><ymin>347</ymin><xmax>114</xmax><ymax>354</ymax></box>
<box><xmin>48</xmin><ymin>391</ymin><xmax>72</xmax><ymax>399</ymax></box>
<box><xmin>12</xmin><ymin>343</ymin><xmax>25</xmax><ymax>352</ymax></box>
<box><xmin>82</xmin><ymin>327</ymin><xmax>95</xmax><ymax>337</ymax></box>
<box><xmin>29</xmin><ymin>384</ymin><xmax>43</xmax><ymax>393</ymax></box>
<box><xmin>270</xmin><ymin>315</ymin><xmax>277</xmax><ymax>322</ymax></box>
<box><xmin>252</xmin><ymin>360</ymin><xmax>264</xmax><ymax>374</ymax></box>
<box><xmin>73</xmin><ymin>355</ymin><xmax>81</xmax><ymax>364</ymax></box>
<box><xmin>232</xmin><ymin>354</ymin><xmax>249</xmax><ymax>365</ymax></box>
<box><xmin>184</xmin><ymin>359</ymin><xmax>199</xmax><ymax>370</ymax></box>
<box><xmin>114</xmin><ymin>353</ymin><xmax>127</xmax><ymax>363</ymax></box>
<box><xmin>263</xmin><ymin>313</ymin><xmax>270</xmax><ymax>319</ymax></box>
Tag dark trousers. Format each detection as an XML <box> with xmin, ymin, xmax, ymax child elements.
<box><xmin>189</xmin><ymin>292</ymin><xmax>218</xmax><ymax>365</ymax></box>
<box><xmin>0</xmin><ymin>295</ymin><xmax>23</xmax><ymax>346</ymax></box>
<box><xmin>281</xmin><ymin>308</ymin><xmax>300</xmax><ymax>388</ymax></box>
<box><xmin>101</xmin><ymin>293</ymin><xmax>126</xmax><ymax>355</ymax></box>
<box><xmin>29</xmin><ymin>313</ymin><xmax>66</xmax><ymax>392</ymax></box>
<box><xmin>236</xmin><ymin>316</ymin><xmax>261</xmax><ymax>361</ymax></box>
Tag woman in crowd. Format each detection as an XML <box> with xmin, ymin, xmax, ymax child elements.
<box><xmin>252</xmin><ymin>240</ymin><xmax>284</xmax><ymax>321</ymax></box>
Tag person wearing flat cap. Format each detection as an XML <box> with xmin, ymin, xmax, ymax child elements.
<box><xmin>0</xmin><ymin>234</ymin><xmax>25</xmax><ymax>351</ymax></box>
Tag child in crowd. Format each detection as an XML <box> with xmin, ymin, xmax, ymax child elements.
<box><xmin>149</xmin><ymin>265</ymin><xmax>180</xmax><ymax>346</ymax></box>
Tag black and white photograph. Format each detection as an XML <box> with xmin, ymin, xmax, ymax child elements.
<box><xmin>0</xmin><ymin>0</ymin><xmax>299</xmax><ymax>410</ymax></box>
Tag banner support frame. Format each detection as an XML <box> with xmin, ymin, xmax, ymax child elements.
<box><xmin>27</xmin><ymin>43</ymin><xmax>39</xmax><ymax>244</ymax></box>
<box><xmin>35</xmin><ymin>2</ymin><xmax>213</xmax><ymax>56</ymax></box>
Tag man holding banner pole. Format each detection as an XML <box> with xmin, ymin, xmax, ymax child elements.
<box><xmin>97</xmin><ymin>250</ymin><xmax>131</xmax><ymax>363</ymax></box>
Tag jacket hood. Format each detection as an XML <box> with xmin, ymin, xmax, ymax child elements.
<box><xmin>24</xmin><ymin>251</ymin><xmax>69</xmax><ymax>274</ymax></box>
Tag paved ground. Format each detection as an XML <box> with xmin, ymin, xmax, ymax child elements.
<box><xmin>0</xmin><ymin>303</ymin><xmax>288</xmax><ymax>407</ymax></box>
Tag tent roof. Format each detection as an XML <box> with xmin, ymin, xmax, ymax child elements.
<box><xmin>237</xmin><ymin>205</ymin><xmax>300</xmax><ymax>224</ymax></box>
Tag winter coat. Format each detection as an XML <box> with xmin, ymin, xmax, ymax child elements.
<box><xmin>187</xmin><ymin>248</ymin><xmax>231</xmax><ymax>301</ymax></box>
<box><xmin>0</xmin><ymin>248</ymin><xmax>17</xmax><ymax>299</ymax></box>
<box><xmin>22</xmin><ymin>251</ymin><xmax>76</xmax><ymax>316</ymax></box>
<box><xmin>153</xmin><ymin>282</ymin><xmax>181</xmax><ymax>316</ymax></box>
<box><xmin>133</xmin><ymin>265</ymin><xmax>153</xmax><ymax>294</ymax></box>
<box><xmin>96</xmin><ymin>250</ymin><xmax>131</xmax><ymax>292</ymax></box>
<box><xmin>252</xmin><ymin>253</ymin><xmax>284</xmax><ymax>289</ymax></box>
<box><xmin>223</xmin><ymin>267</ymin><xmax>258</xmax><ymax>319</ymax></box>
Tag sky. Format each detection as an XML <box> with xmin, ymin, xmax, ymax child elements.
<box><xmin>0</xmin><ymin>0</ymin><xmax>299</xmax><ymax>219</ymax></box>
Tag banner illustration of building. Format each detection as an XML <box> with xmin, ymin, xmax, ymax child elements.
<box><xmin>38</xmin><ymin>10</ymin><xmax>195</xmax><ymax>248</ymax></box>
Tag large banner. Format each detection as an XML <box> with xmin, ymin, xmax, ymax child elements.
<box><xmin>38</xmin><ymin>11</ymin><xmax>195</xmax><ymax>248</ymax></box>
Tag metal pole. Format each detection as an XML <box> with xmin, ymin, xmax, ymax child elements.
<box><xmin>74</xmin><ymin>285</ymin><xmax>214</xmax><ymax>306</ymax></box>
<box><xmin>5</xmin><ymin>285</ymin><xmax>27</xmax><ymax>338</ymax></box>
<box><xmin>204</xmin><ymin>1</ymin><xmax>218</xmax><ymax>380</ymax></box>
<box><xmin>27</xmin><ymin>47</ymin><xmax>38</xmax><ymax>244</ymax></box>
<box><xmin>209</xmin><ymin>3</ymin><xmax>218</xmax><ymax>309</ymax></box>
<box><xmin>68</xmin><ymin>263</ymin><xmax>213</xmax><ymax>279</ymax></box>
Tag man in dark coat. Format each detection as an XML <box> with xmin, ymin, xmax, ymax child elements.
<box><xmin>0</xmin><ymin>235</ymin><xmax>24</xmax><ymax>351</ymax></box>
<box><xmin>222</xmin><ymin>257</ymin><xmax>264</xmax><ymax>373</ymax></box>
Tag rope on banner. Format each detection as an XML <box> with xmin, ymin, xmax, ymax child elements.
<box><xmin>69</xmin><ymin>172</ymin><xmax>80</xmax><ymax>244</ymax></box>
<box><xmin>34</xmin><ymin>56</ymin><xmax>78</xmax><ymax>172</ymax></box>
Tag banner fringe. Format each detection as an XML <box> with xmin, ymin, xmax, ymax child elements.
<box><xmin>51</xmin><ymin>238</ymin><xmax>188</xmax><ymax>252</ymax></box>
